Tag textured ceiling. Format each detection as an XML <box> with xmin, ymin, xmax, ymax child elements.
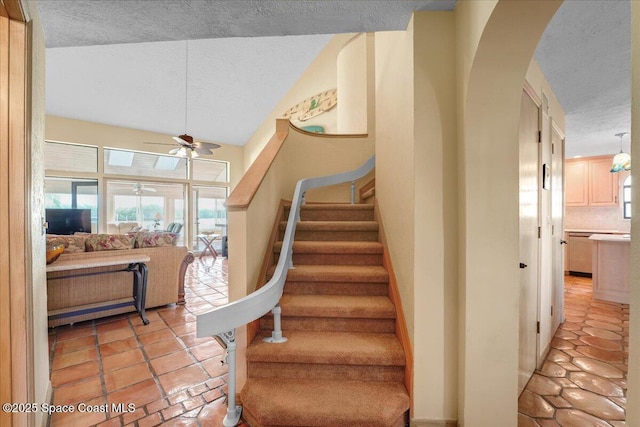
<box><xmin>38</xmin><ymin>0</ymin><xmax>455</xmax><ymax>146</ymax></box>
<box><xmin>37</xmin><ymin>0</ymin><xmax>457</xmax><ymax>48</ymax></box>
<box><xmin>534</xmin><ymin>0</ymin><xmax>630</xmax><ymax>158</ymax></box>
<box><xmin>37</xmin><ymin>0</ymin><xmax>631</xmax><ymax>156</ymax></box>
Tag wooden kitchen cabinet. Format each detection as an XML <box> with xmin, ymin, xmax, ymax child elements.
<box><xmin>565</xmin><ymin>160</ymin><xmax>588</xmax><ymax>206</ymax></box>
<box><xmin>565</xmin><ymin>155</ymin><xmax>618</xmax><ymax>207</ymax></box>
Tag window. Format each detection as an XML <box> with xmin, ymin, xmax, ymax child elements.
<box><xmin>192</xmin><ymin>158</ymin><xmax>228</xmax><ymax>182</ymax></box>
<box><xmin>104</xmin><ymin>148</ymin><xmax>188</xmax><ymax>180</ymax></box>
<box><xmin>106</xmin><ymin>180</ymin><xmax>186</xmax><ymax>243</ymax></box>
<box><xmin>44</xmin><ymin>177</ymin><xmax>98</xmax><ymax>232</ymax></box>
<box><xmin>45</xmin><ymin>141</ymin><xmax>98</xmax><ymax>173</ymax></box>
<box><xmin>623</xmin><ymin>175</ymin><xmax>631</xmax><ymax>219</ymax></box>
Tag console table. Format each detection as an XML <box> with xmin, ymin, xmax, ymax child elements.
<box><xmin>46</xmin><ymin>253</ymin><xmax>151</xmax><ymax>325</ymax></box>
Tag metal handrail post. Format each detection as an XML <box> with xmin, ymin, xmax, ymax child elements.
<box><xmin>217</xmin><ymin>331</ymin><xmax>242</xmax><ymax>427</ymax></box>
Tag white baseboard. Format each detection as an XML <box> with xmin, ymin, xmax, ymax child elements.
<box><xmin>36</xmin><ymin>381</ymin><xmax>53</xmax><ymax>427</ymax></box>
<box><xmin>411</xmin><ymin>419</ymin><xmax>458</xmax><ymax>427</ymax></box>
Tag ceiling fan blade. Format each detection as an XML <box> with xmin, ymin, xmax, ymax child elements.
<box><xmin>195</xmin><ymin>148</ymin><xmax>213</xmax><ymax>155</ymax></box>
<box><xmin>193</xmin><ymin>141</ymin><xmax>221</xmax><ymax>150</ymax></box>
<box><xmin>169</xmin><ymin>147</ymin><xmax>181</xmax><ymax>155</ymax></box>
<box><xmin>144</xmin><ymin>187</ymin><xmax>157</xmax><ymax>192</ymax></box>
<box><xmin>173</xmin><ymin>136</ymin><xmax>190</xmax><ymax>146</ymax></box>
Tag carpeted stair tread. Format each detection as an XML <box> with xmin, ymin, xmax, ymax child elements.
<box><xmin>247</xmin><ymin>361</ymin><xmax>404</xmax><ymax>382</ymax></box>
<box><xmin>260</xmin><ymin>316</ymin><xmax>396</xmax><ymax>333</ymax></box>
<box><xmin>278</xmin><ymin>294</ymin><xmax>396</xmax><ymax>319</ymax></box>
<box><xmin>241</xmin><ymin>378</ymin><xmax>409</xmax><ymax>427</ymax></box>
<box><xmin>273</xmin><ymin>240</ymin><xmax>383</xmax><ymax>254</ymax></box>
<box><xmin>269</xmin><ymin>264</ymin><xmax>389</xmax><ymax>283</ymax></box>
<box><xmin>248</xmin><ymin>330</ymin><xmax>406</xmax><ymax>366</ymax></box>
<box><xmin>280</xmin><ymin>220</ymin><xmax>378</xmax><ymax>231</ymax></box>
<box><xmin>285</xmin><ymin>203</ymin><xmax>375</xmax><ymax>210</ymax></box>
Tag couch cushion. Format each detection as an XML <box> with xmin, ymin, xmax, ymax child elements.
<box><xmin>84</xmin><ymin>234</ymin><xmax>133</xmax><ymax>252</ymax></box>
<box><xmin>134</xmin><ymin>231</ymin><xmax>178</xmax><ymax>248</ymax></box>
<box><xmin>46</xmin><ymin>235</ymin><xmax>87</xmax><ymax>254</ymax></box>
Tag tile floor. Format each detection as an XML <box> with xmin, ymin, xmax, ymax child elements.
<box><xmin>47</xmin><ymin>256</ymin><xmax>249</xmax><ymax>427</ymax></box>
<box><xmin>49</xmin><ymin>260</ymin><xmax>630</xmax><ymax>427</ymax></box>
<box><xmin>518</xmin><ymin>275</ymin><xmax>630</xmax><ymax>427</ymax></box>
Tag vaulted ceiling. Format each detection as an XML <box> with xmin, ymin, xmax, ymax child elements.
<box><xmin>36</xmin><ymin>0</ymin><xmax>631</xmax><ymax>157</ymax></box>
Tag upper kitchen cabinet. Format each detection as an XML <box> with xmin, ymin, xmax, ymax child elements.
<box><xmin>566</xmin><ymin>155</ymin><xmax>619</xmax><ymax>207</ymax></box>
<box><xmin>565</xmin><ymin>159</ymin><xmax>589</xmax><ymax>206</ymax></box>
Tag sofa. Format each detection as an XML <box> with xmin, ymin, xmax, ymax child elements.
<box><xmin>106</xmin><ymin>221</ymin><xmax>140</xmax><ymax>234</ymax></box>
<box><xmin>46</xmin><ymin>232</ymin><xmax>194</xmax><ymax>327</ymax></box>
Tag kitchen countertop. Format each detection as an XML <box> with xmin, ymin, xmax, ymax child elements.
<box><xmin>589</xmin><ymin>234</ymin><xmax>631</xmax><ymax>242</ymax></box>
<box><xmin>565</xmin><ymin>229</ymin><xmax>630</xmax><ymax>234</ymax></box>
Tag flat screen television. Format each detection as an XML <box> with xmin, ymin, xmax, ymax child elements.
<box><xmin>46</xmin><ymin>208</ymin><xmax>92</xmax><ymax>235</ymax></box>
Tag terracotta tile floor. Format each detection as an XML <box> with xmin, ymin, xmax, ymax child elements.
<box><xmin>48</xmin><ymin>256</ymin><xmax>250</xmax><ymax>427</ymax></box>
<box><xmin>519</xmin><ymin>275</ymin><xmax>630</xmax><ymax>427</ymax></box>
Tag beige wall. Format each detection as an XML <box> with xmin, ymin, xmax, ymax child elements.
<box><xmin>374</xmin><ymin>22</ymin><xmax>416</xmax><ymax>343</ymax></box>
<box><xmin>412</xmin><ymin>12</ymin><xmax>459</xmax><ymax>424</ymax></box>
<box><xmin>337</xmin><ymin>33</ymin><xmax>368</xmax><ymax>134</ymax></box>
<box><xmin>27</xmin><ymin>2</ymin><xmax>51</xmax><ymax>425</ymax></box>
<box><xmin>242</xmin><ymin>34</ymin><xmax>355</xmax><ymax>169</ymax></box>
<box><xmin>375</xmin><ymin>12</ymin><xmax>460</xmax><ymax>424</ymax></box>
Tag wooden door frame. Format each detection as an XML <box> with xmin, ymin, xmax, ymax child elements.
<box><xmin>1</xmin><ymin>1</ymin><xmax>32</xmax><ymax>427</ymax></box>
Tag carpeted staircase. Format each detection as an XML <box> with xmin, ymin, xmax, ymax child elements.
<box><xmin>240</xmin><ymin>203</ymin><xmax>410</xmax><ymax>427</ymax></box>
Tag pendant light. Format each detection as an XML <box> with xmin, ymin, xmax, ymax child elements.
<box><xmin>610</xmin><ymin>132</ymin><xmax>631</xmax><ymax>172</ymax></box>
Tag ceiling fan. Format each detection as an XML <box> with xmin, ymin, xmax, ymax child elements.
<box><xmin>146</xmin><ymin>134</ymin><xmax>221</xmax><ymax>158</ymax></box>
<box><xmin>132</xmin><ymin>183</ymin><xmax>156</xmax><ymax>195</ymax></box>
<box><xmin>145</xmin><ymin>40</ymin><xmax>221</xmax><ymax>158</ymax></box>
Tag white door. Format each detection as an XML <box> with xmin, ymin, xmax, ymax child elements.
<box><xmin>538</xmin><ymin>108</ymin><xmax>553</xmax><ymax>365</ymax></box>
<box><xmin>551</xmin><ymin>124</ymin><xmax>565</xmax><ymax>330</ymax></box>
<box><xmin>518</xmin><ymin>90</ymin><xmax>540</xmax><ymax>394</ymax></box>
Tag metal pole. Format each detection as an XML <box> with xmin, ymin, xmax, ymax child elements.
<box><xmin>350</xmin><ymin>181</ymin><xmax>355</xmax><ymax>204</ymax></box>
<box><xmin>218</xmin><ymin>330</ymin><xmax>242</xmax><ymax>427</ymax></box>
<box><xmin>263</xmin><ymin>304</ymin><xmax>288</xmax><ymax>343</ymax></box>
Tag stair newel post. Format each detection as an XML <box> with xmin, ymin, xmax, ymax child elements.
<box><xmin>216</xmin><ymin>330</ymin><xmax>242</xmax><ymax>427</ymax></box>
<box><xmin>350</xmin><ymin>180</ymin><xmax>355</xmax><ymax>204</ymax></box>
<box><xmin>264</xmin><ymin>303</ymin><xmax>288</xmax><ymax>343</ymax></box>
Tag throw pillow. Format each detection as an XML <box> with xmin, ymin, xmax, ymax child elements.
<box><xmin>134</xmin><ymin>231</ymin><xmax>177</xmax><ymax>248</ymax></box>
<box><xmin>85</xmin><ymin>234</ymin><xmax>132</xmax><ymax>252</ymax></box>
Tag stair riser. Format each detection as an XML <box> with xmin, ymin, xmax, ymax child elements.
<box><xmin>283</xmin><ymin>281</ymin><xmax>389</xmax><ymax>296</ymax></box>
<box><xmin>247</xmin><ymin>362</ymin><xmax>405</xmax><ymax>382</ymax></box>
<box><xmin>276</xmin><ymin>252</ymin><xmax>383</xmax><ymax>266</ymax></box>
<box><xmin>284</xmin><ymin>208</ymin><xmax>374</xmax><ymax>222</ymax></box>
<box><xmin>260</xmin><ymin>317</ymin><xmax>396</xmax><ymax>333</ymax></box>
<box><xmin>282</xmin><ymin>230</ymin><xmax>379</xmax><ymax>241</ymax></box>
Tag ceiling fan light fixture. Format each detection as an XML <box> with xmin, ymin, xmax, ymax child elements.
<box><xmin>177</xmin><ymin>147</ymin><xmax>187</xmax><ymax>157</ymax></box>
<box><xmin>191</xmin><ymin>150</ymin><xmax>199</xmax><ymax>159</ymax></box>
<box><xmin>611</xmin><ymin>132</ymin><xmax>631</xmax><ymax>172</ymax></box>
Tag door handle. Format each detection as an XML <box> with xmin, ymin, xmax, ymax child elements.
<box><xmin>519</xmin><ymin>263</ymin><xmax>528</xmax><ymax>269</ymax></box>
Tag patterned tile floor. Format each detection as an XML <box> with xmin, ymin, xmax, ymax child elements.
<box><xmin>47</xmin><ymin>256</ymin><xmax>250</xmax><ymax>427</ymax></box>
<box><xmin>518</xmin><ymin>275</ymin><xmax>630</xmax><ymax>427</ymax></box>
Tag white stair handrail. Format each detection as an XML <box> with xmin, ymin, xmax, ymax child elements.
<box><xmin>196</xmin><ymin>155</ymin><xmax>375</xmax><ymax>427</ymax></box>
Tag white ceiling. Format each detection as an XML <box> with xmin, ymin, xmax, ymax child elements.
<box><xmin>37</xmin><ymin>0</ymin><xmax>631</xmax><ymax>157</ymax></box>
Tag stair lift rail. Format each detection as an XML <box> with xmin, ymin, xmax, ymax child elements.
<box><xmin>196</xmin><ymin>155</ymin><xmax>375</xmax><ymax>426</ymax></box>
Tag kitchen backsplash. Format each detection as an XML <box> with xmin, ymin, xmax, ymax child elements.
<box><xmin>565</xmin><ymin>206</ymin><xmax>630</xmax><ymax>232</ymax></box>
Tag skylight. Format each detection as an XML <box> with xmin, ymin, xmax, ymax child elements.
<box><xmin>107</xmin><ymin>150</ymin><xmax>134</xmax><ymax>167</ymax></box>
<box><xmin>155</xmin><ymin>156</ymin><xmax>180</xmax><ymax>171</ymax></box>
